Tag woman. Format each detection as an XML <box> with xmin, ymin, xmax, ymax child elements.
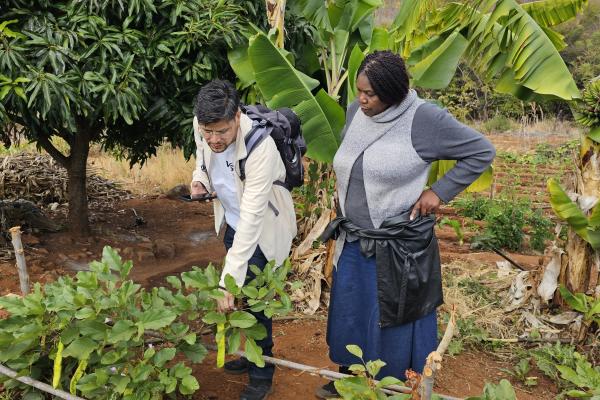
<box><xmin>317</xmin><ymin>51</ymin><xmax>495</xmax><ymax>398</ymax></box>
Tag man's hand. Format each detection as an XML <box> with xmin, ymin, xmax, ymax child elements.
<box><xmin>216</xmin><ymin>289</ymin><xmax>236</xmax><ymax>313</ymax></box>
<box><xmin>191</xmin><ymin>181</ymin><xmax>208</xmax><ymax>199</ymax></box>
<box><xmin>410</xmin><ymin>189</ymin><xmax>442</xmax><ymax>220</ymax></box>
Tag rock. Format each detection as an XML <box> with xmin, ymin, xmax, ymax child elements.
<box><xmin>165</xmin><ymin>184</ymin><xmax>190</xmax><ymax>200</ymax></box>
<box><xmin>122</xmin><ymin>247</ymin><xmax>134</xmax><ymax>259</ymax></box>
<box><xmin>138</xmin><ymin>242</ymin><xmax>154</xmax><ymax>251</ymax></box>
<box><xmin>0</xmin><ymin>199</ymin><xmax>61</xmax><ymax>233</ymax></box>
<box><xmin>137</xmin><ymin>250</ymin><xmax>155</xmax><ymax>263</ymax></box>
<box><xmin>153</xmin><ymin>239</ymin><xmax>176</xmax><ymax>259</ymax></box>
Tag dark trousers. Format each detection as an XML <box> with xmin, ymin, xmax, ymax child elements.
<box><xmin>223</xmin><ymin>225</ymin><xmax>274</xmax><ymax>381</ymax></box>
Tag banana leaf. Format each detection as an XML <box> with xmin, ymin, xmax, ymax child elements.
<box><xmin>428</xmin><ymin>161</ymin><xmax>493</xmax><ymax>193</ymax></box>
<box><xmin>248</xmin><ymin>32</ymin><xmax>344</xmax><ymax>163</ymax></box>
<box><xmin>410</xmin><ymin>31</ymin><xmax>468</xmax><ymax>89</ymax></box>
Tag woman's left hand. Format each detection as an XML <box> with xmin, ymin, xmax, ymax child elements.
<box><xmin>410</xmin><ymin>189</ymin><xmax>441</xmax><ymax>220</ymax></box>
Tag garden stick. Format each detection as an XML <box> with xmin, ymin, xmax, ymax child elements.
<box><xmin>420</xmin><ymin>307</ymin><xmax>457</xmax><ymax>400</ymax></box>
<box><xmin>490</xmin><ymin>246</ymin><xmax>526</xmax><ymax>271</ymax></box>
<box><xmin>203</xmin><ymin>343</ymin><xmax>463</xmax><ymax>400</ymax></box>
<box><xmin>0</xmin><ymin>363</ymin><xmax>88</xmax><ymax>400</ymax></box>
<box><xmin>10</xmin><ymin>226</ymin><xmax>30</xmax><ymax>295</ymax></box>
<box><xmin>483</xmin><ymin>337</ymin><xmax>572</xmax><ymax>344</ymax></box>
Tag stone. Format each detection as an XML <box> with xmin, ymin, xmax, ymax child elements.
<box><xmin>153</xmin><ymin>239</ymin><xmax>176</xmax><ymax>259</ymax></box>
<box><xmin>137</xmin><ymin>250</ymin><xmax>155</xmax><ymax>263</ymax></box>
<box><xmin>165</xmin><ymin>184</ymin><xmax>190</xmax><ymax>200</ymax></box>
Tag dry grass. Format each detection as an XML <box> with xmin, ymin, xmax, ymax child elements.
<box><xmin>441</xmin><ymin>260</ymin><xmax>521</xmax><ymax>339</ymax></box>
<box><xmin>88</xmin><ymin>145</ymin><xmax>195</xmax><ymax>196</ymax></box>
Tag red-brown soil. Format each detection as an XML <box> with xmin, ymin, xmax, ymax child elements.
<box><xmin>0</xmin><ymin>131</ymin><xmax>578</xmax><ymax>399</ymax></box>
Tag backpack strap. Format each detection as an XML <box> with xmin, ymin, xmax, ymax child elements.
<box><xmin>239</xmin><ymin>121</ymin><xmax>270</xmax><ymax>181</ymax></box>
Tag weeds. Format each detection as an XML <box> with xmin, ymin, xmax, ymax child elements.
<box><xmin>454</xmin><ymin>196</ymin><xmax>553</xmax><ymax>252</ymax></box>
<box><xmin>502</xmin><ymin>358</ymin><xmax>538</xmax><ymax>387</ymax></box>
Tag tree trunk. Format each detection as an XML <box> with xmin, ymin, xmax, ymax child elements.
<box><xmin>66</xmin><ymin>131</ymin><xmax>91</xmax><ymax>236</ymax></box>
<box><xmin>560</xmin><ymin>142</ymin><xmax>600</xmax><ymax>297</ymax></box>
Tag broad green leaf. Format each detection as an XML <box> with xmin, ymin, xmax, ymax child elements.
<box><xmin>62</xmin><ymin>337</ymin><xmax>98</xmax><ymax>360</ymax></box>
<box><xmin>131</xmin><ymin>363</ymin><xmax>153</xmax><ymax>383</ymax></box>
<box><xmin>589</xmin><ymin>204</ymin><xmax>600</xmax><ymax>229</ymax></box>
<box><xmin>249</xmin><ymin>31</ymin><xmax>344</xmax><ymax>163</ymax></box>
<box><xmin>346</xmin><ymin>44</ymin><xmax>365</xmax><ymax>105</ymax></box>
<box><xmin>559</xmin><ymin>285</ymin><xmax>589</xmax><ymax>313</ymax></box>
<box><xmin>242</xmin><ymin>322</ymin><xmax>267</xmax><ymax>340</ymax></box>
<box><xmin>224</xmin><ymin>274</ymin><xmax>240</xmax><ymax>296</ymax></box>
<box><xmin>244</xmin><ymin>338</ymin><xmax>265</xmax><ymax>368</ymax></box>
<box><xmin>202</xmin><ymin>311</ymin><xmax>226</xmax><ymax>325</ymax></box>
<box><xmin>376</xmin><ymin>376</ymin><xmax>403</xmax><ymax>388</ymax></box>
<box><xmin>101</xmin><ymin>349</ymin><xmax>128</xmax><ymax>365</ymax></box>
<box><xmin>410</xmin><ymin>31</ymin><xmax>468</xmax><ymax>89</ymax></box>
<box><xmin>292</xmin><ymin>0</ymin><xmax>333</xmax><ymax>32</ymax></box>
<box><xmin>428</xmin><ymin>161</ymin><xmax>493</xmax><ymax>193</ymax></box>
<box><xmin>522</xmin><ymin>0</ymin><xmax>589</xmax><ymax>28</ymax></box>
<box><xmin>170</xmin><ymin>362</ymin><xmax>192</xmax><ymax>379</ymax></box>
<box><xmin>547</xmin><ymin>178</ymin><xmax>599</xmax><ymax>248</ymax></box>
<box><xmin>366</xmin><ymin>359</ymin><xmax>386</xmax><ymax>378</ymax></box>
<box><xmin>369</xmin><ymin>27</ymin><xmax>390</xmax><ymax>51</ymax></box>
<box><xmin>179</xmin><ymin>375</ymin><xmax>199</xmax><ymax>395</ymax></box>
<box><xmin>241</xmin><ymin>286</ymin><xmax>259</xmax><ymax>298</ymax></box>
<box><xmin>137</xmin><ymin>309</ymin><xmax>177</xmax><ymax>330</ymax></box>
<box><xmin>166</xmin><ymin>276</ymin><xmax>182</xmax><ymax>290</ymax></box>
<box><xmin>346</xmin><ymin>344</ymin><xmax>363</xmax><ymax>359</ymax></box>
<box><xmin>227</xmin><ymin>328</ymin><xmax>242</xmax><ymax>354</ymax></box>
<box><xmin>107</xmin><ymin>320</ymin><xmax>136</xmax><ymax>343</ymax></box>
<box><xmin>228</xmin><ymin>44</ymin><xmax>255</xmax><ymax>89</ymax></box>
<box><xmin>588</xmin><ymin>126</ymin><xmax>600</xmax><ymax>143</ymax></box>
<box><xmin>154</xmin><ymin>348</ymin><xmax>176</xmax><ymax>367</ymax></box>
<box><xmin>102</xmin><ymin>246</ymin><xmax>122</xmax><ymax>272</ymax></box>
<box><xmin>179</xmin><ymin>342</ymin><xmax>207</xmax><ymax>363</ymax></box>
<box><xmin>228</xmin><ymin>311</ymin><xmax>257</xmax><ymax>328</ymax></box>
<box><xmin>485</xmin><ymin>0</ymin><xmax>580</xmax><ymax>100</ymax></box>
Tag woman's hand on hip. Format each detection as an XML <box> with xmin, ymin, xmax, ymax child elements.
<box><xmin>410</xmin><ymin>189</ymin><xmax>441</xmax><ymax>220</ymax></box>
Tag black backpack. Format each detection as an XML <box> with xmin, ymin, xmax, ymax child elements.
<box><xmin>239</xmin><ymin>104</ymin><xmax>306</xmax><ymax>191</ymax></box>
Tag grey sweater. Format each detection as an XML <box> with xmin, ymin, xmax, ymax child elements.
<box><xmin>332</xmin><ymin>91</ymin><xmax>495</xmax><ymax>259</ymax></box>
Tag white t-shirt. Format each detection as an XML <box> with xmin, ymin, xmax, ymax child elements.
<box><xmin>209</xmin><ymin>144</ymin><xmax>241</xmax><ymax>230</ymax></box>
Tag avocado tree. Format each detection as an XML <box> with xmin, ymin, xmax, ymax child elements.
<box><xmin>0</xmin><ymin>0</ymin><xmax>250</xmax><ymax>235</ymax></box>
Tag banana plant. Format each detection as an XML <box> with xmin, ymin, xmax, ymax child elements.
<box><xmin>547</xmin><ymin>78</ymin><xmax>600</xmax><ymax>296</ymax></box>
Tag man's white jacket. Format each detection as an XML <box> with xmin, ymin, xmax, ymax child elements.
<box><xmin>192</xmin><ymin>113</ymin><xmax>297</xmax><ymax>287</ymax></box>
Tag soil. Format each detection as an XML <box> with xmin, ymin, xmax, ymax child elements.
<box><xmin>0</xmin><ymin>131</ymin><xmax>579</xmax><ymax>399</ymax></box>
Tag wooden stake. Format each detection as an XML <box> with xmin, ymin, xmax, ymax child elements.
<box><xmin>0</xmin><ymin>363</ymin><xmax>87</xmax><ymax>400</ymax></box>
<box><xmin>9</xmin><ymin>226</ymin><xmax>29</xmax><ymax>295</ymax></box>
<box><xmin>420</xmin><ymin>307</ymin><xmax>457</xmax><ymax>400</ymax></box>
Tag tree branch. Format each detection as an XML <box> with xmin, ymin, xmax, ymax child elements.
<box><xmin>37</xmin><ymin>134</ymin><xmax>69</xmax><ymax>168</ymax></box>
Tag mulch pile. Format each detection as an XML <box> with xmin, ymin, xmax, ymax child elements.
<box><xmin>0</xmin><ymin>152</ymin><xmax>131</xmax><ymax>209</ymax></box>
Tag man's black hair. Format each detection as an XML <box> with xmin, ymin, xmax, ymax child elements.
<box><xmin>194</xmin><ymin>79</ymin><xmax>240</xmax><ymax>124</ymax></box>
<box><xmin>357</xmin><ymin>50</ymin><xmax>409</xmax><ymax>106</ymax></box>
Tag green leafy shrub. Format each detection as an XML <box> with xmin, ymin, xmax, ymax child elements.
<box><xmin>457</xmin><ymin>196</ymin><xmax>553</xmax><ymax>252</ymax></box>
<box><xmin>0</xmin><ymin>246</ymin><xmax>292</xmax><ymax>399</ymax></box>
<box><xmin>465</xmin><ymin>379</ymin><xmax>517</xmax><ymax>400</ymax></box>
<box><xmin>557</xmin><ymin>352</ymin><xmax>600</xmax><ymax>399</ymax></box>
<box><xmin>453</xmin><ymin>195</ymin><xmax>491</xmax><ymax>220</ymax></box>
<box><xmin>532</xmin><ymin>342</ymin><xmax>578</xmax><ymax>387</ymax></box>
<box><xmin>482</xmin><ymin>115</ymin><xmax>514</xmax><ymax>133</ymax></box>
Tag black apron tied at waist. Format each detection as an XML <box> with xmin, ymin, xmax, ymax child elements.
<box><xmin>321</xmin><ymin>210</ymin><xmax>443</xmax><ymax>328</ymax></box>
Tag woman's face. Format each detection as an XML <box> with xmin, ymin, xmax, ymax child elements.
<box><xmin>356</xmin><ymin>72</ymin><xmax>389</xmax><ymax>117</ymax></box>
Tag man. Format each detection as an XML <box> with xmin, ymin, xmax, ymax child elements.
<box><xmin>190</xmin><ymin>79</ymin><xmax>297</xmax><ymax>400</ymax></box>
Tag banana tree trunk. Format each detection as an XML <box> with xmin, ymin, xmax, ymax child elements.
<box><xmin>560</xmin><ymin>142</ymin><xmax>600</xmax><ymax>298</ymax></box>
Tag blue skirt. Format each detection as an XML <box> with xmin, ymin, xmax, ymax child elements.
<box><xmin>327</xmin><ymin>240</ymin><xmax>438</xmax><ymax>379</ymax></box>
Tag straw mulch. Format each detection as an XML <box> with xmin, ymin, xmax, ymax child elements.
<box><xmin>0</xmin><ymin>152</ymin><xmax>131</xmax><ymax>209</ymax></box>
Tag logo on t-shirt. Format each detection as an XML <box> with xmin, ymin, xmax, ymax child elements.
<box><xmin>226</xmin><ymin>161</ymin><xmax>234</xmax><ymax>172</ymax></box>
